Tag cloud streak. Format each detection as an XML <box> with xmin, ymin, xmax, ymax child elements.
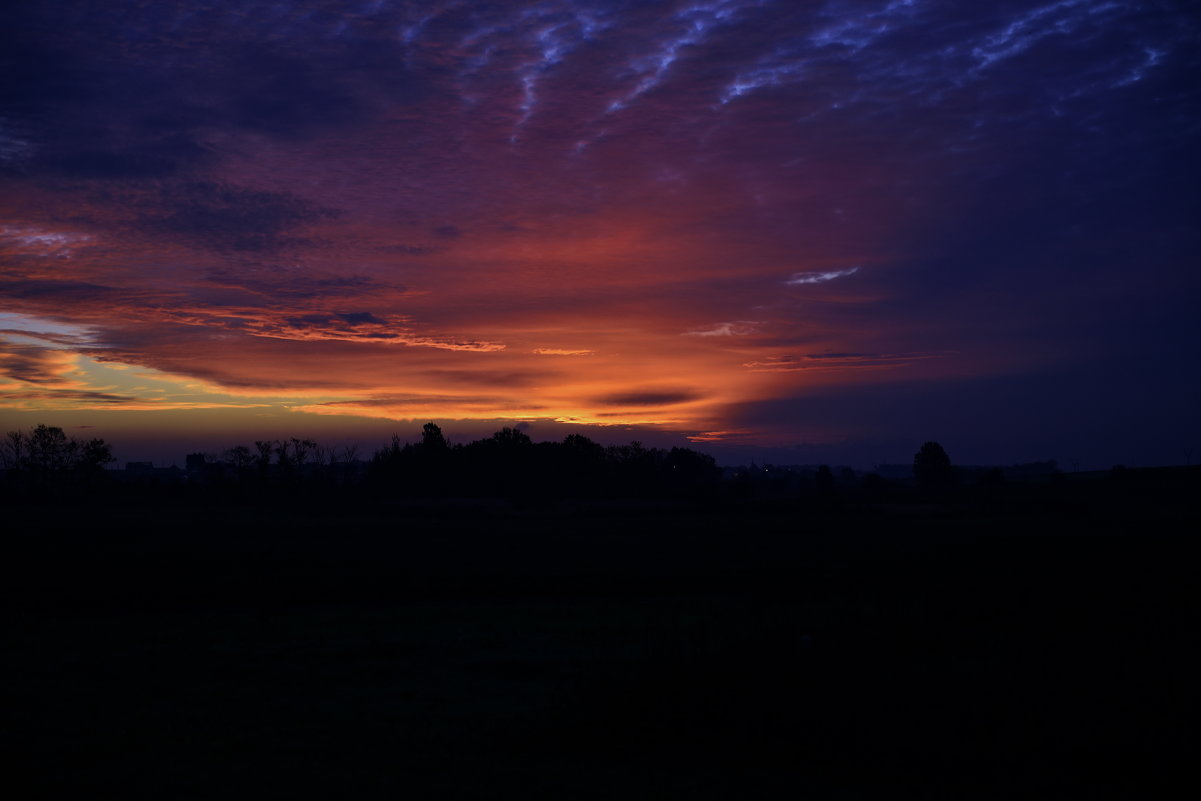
<box><xmin>785</xmin><ymin>268</ymin><xmax>860</xmax><ymax>286</ymax></box>
<box><xmin>742</xmin><ymin>352</ymin><xmax>947</xmax><ymax>373</ymax></box>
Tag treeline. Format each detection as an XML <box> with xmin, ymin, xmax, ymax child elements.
<box><xmin>0</xmin><ymin>424</ymin><xmax>114</xmax><ymax>490</ymax></box>
<box><xmin>1</xmin><ymin>422</ymin><xmax>721</xmax><ymax>502</ymax></box>
<box><xmin>9</xmin><ymin>424</ymin><xmax>1190</xmax><ymax>513</ymax></box>
<box><xmin>367</xmin><ymin>424</ymin><xmax>720</xmax><ymax>500</ymax></box>
<box><xmin>202</xmin><ymin>423</ymin><xmax>721</xmax><ymax>501</ymax></box>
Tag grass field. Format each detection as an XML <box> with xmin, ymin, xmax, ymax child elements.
<box><xmin>7</xmin><ymin>488</ymin><xmax>1199</xmax><ymax>799</ymax></box>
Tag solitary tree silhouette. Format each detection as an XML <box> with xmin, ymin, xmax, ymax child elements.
<box><xmin>914</xmin><ymin>441</ymin><xmax>953</xmax><ymax>490</ymax></box>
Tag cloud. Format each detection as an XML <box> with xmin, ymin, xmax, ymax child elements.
<box><xmin>0</xmin><ymin>119</ymin><xmax>32</xmax><ymax>165</ymax></box>
<box><xmin>686</xmin><ymin>429</ymin><xmax>755</xmax><ymax>443</ymax></box>
<box><xmin>0</xmin><ymin>387</ymin><xmax>270</xmax><ymax>411</ymax></box>
<box><xmin>294</xmin><ymin>395</ymin><xmax>551</xmax><ymax>421</ymax></box>
<box><xmin>0</xmin><ymin>338</ymin><xmax>81</xmax><ymax>385</ymax></box>
<box><xmin>0</xmin><ymin>279</ymin><xmax>126</xmax><ymax>304</ymax></box>
<box><xmin>785</xmin><ymin>267</ymin><xmax>860</xmax><ymax>285</ymax></box>
<box><xmin>0</xmin><ymin>328</ymin><xmax>89</xmax><ymax>346</ymax></box>
<box><xmin>136</xmin><ymin>181</ymin><xmax>338</xmax><ymax>253</ymax></box>
<box><xmin>419</xmin><ymin>369</ymin><xmax>555</xmax><ymax>390</ymax></box>
<box><xmin>0</xmin><ymin>3</ymin><xmax>428</xmax><ymax>180</ymax></box>
<box><xmin>533</xmin><ymin>348</ymin><xmax>595</xmax><ymax>356</ymax></box>
<box><xmin>378</xmin><ymin>244</ymin><xmax>437</xmax><ymax>255</ymax></box>
<box><xmin>0</xmin><ymin>388</ymin><xmax>141</xmax><ymax>405</ymax></box>
<box><xmin>111</xmin><ymin>307</ymin><xmax>506</xmax><ymax>351</ymax></box>
<box><xmin>594</xmin><ymin>391</ymin><xmax>701</xmax><ymax>407</ymax></box>
<box><xmin>971</xmin><ymin>0</ymin><xmax>1102</xmax><ymax>70</ymax></box>
<box><xmin>1</xmin><ymin>264</ymin><xmax>499</xmax><ymax>353</ymax></box>
<box><xmin>603</xmin><ymin>0</ymin><xmax>763</xmax><ymax>114</ymax></box>
<box><xmin>0</xmin><ymin>225</ymin><xmax>93</xmax><ymax>257</ymax></box>
<box><xmin>742</xmin><ymin>352</ymin><xmax>946</xmax><ymax>372</ymax></box>
<box><xmin>199</xmin><ymin>271</ymin><xmax>406</xmax><ymax>302</ymax></box>
<box><xmin>684</xmin><ymin>321</ymin><xmax>759</xmax><ymax>337</ymax></box>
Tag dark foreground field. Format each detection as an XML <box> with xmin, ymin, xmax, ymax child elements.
<box><xmin>7</xmin><ymin>485</ymin><xmax>1199</xmax><ymax>799</ymax></box>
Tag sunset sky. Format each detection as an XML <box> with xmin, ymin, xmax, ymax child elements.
<box><xmin>2</xmin><ymin>0</ymin><xmax>1199</xmax><ymax>467</ymax></box>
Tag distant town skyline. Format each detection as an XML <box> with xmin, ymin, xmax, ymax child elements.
<box><xmin>3</xmin><ymin>1</ymin><xmax>1199</xmax><ymax>469</ymax></box>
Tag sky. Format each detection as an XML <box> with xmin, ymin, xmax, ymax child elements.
<box><xmin>2</xmin><ymin>0</ymin><xmax>1199</xmax><ymax>468</ymax></box>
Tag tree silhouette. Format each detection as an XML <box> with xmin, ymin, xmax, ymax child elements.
<box><xmin>29</xmin><ymin>424</ymin><xmax>74</xmax><ymax>472</ymax></box>
<box><xmin>563</xmin><ymin>433</ymin><xmax>604</xmax><ymax>457</ymax></box>
<box><xmin>78</xmin><ymin>437</ymin><xmax>114</xmax><ymax>474</ymax></box>
<box><xmin>914</xmin><ymin>441</ymin><xmax>953</xmax><ymax>490</ymax></box>
<box><xmin>225</xmin><ymin>445</ymin><xmax>254</xmax><ymax>472</ymax></box>
<box><xmin>1</xmin><ymin>424</ymin><xmax>113</xmax><ymax>488</ymax></box>
<box><xmin>421</xmin><ymin>422</ymin><xmax>448</xmax><ymax>451</ymax></box>
<box><xmin>815</xmin><ymin>464</ymin><xmax>835</xmax><ymax>495</ymax></box>
<box><xmin>489</xmin><ymin>427</ymin><xmax>532</xmax><ymax>448</ymax></box>
<box><xmin>3</xmin><ymin>430</ymin><xmax>24</xmax><ymax>468</ymax></box>
<box><xmin>4</xmin><ymin>425</ymin><xmax>113</xmax><ymax>472</ymax></box>
<box><xmin>254</xmin><ymin>440</ymin><xmax>274</xmax><ymax>476</ymax></box>
<box><xmin>290</xmin><ymin>438</ymin><xmax>316</xmax><ymax>468</ymax></box>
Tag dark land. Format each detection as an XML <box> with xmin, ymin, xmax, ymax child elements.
<box><xmin>6</xmin><ymin>457</ymin><xmax>1200</xmax><ymax>799</ymax></box>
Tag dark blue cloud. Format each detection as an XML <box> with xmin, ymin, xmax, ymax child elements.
<box><xmin>0</xmin><ymin>0</ymin><xmax>428</xmax><ymax>179</ymax></box>
<box><xmin>136</xmin><ymin>181</ymin><xmax>338</xmax><ymax>252</ymax></box>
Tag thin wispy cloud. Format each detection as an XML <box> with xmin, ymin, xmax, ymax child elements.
<box><xmin>785</xmin><ymin>268</ymin><xmax>860</xmax><ymax>286</ymax></box>
<box><xmin>742</xmin><ymin>351</ymin><xmax>947</xmax><ymax>373</ymax></box>
<box><xmin>684</xmin><ymin>322</ymin><xmax>760</xmax><ymax>337</ymax></box>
